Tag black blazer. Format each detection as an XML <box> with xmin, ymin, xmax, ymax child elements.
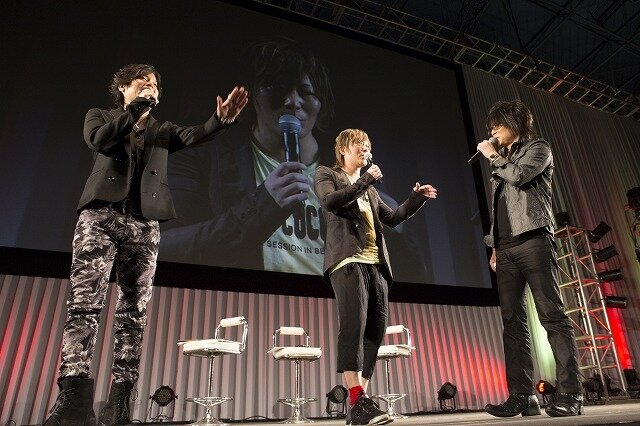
<box><xmin>78</xmin><ymin>107</ymin><xmax>228</xmax><ymax>221</ymax></box>
<box><xmin>315</xmin><ymin>165</ymin><xmax>427</xmax><ymax>283</ymax></box>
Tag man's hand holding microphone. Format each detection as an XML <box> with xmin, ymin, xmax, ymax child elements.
<box><xmin>264</xmin><ymin>114</ymin><xmax>310</xmax><ymax>209</ymax></box>
<box><xmin>128</xmin><ymin>87</ymin><xmax>158</xmax><ymax>120</ymax></box>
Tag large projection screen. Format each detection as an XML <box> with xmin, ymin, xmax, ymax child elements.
<box><xmin>0</xmin><ymin>1</ymin><xmax>494</xmax><ymax>303</ymax></box>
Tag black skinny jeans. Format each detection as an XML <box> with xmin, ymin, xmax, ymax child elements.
<box><xmin>496</xmin><ymin>235</ymin><xmax>581</xmax><ymax>394</ymax></box>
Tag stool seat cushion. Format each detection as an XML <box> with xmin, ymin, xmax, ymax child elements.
<box><xmin>377</xmin><ymin>344</ymin><xmax>414</xmax><ymax>358</ymax></box>
<box><xmin>270</xmin><ymin>346</ymin><xmax>322</xmax><ymax>361</ymax></box>
<box><xmin>179</xmin><ymin>339</ymin><xmax>242</xmax><ymax>356</ymax></box>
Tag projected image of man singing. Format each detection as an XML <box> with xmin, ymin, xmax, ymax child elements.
<box><xmin>159</xmin><ymin>38</ymin><xmax>429</xmax><ymax>283</ymax></box>
<box><xmin>315</xmin><ymin>128</ymin><xmax>437</xmax><ymax>425</ymax></box>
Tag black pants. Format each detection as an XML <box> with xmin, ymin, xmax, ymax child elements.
<box><xmin>330</xmin><ymin>262</ymin><xmax>388</xmax><ymax>380</ymax></box>
<box><xmin>496</xmin><ymin>235</ymin><xmax>580</xmax><ymax>394</ymax></box>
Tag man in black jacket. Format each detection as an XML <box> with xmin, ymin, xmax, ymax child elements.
<box><xmin>477</xmin><ymin>100</ymin><xmax>582</xmax><ymax>418</ymax></box>
<box><xmin>44</xmin><ymin>64</ymin><xmax>247</xmax><ymax>426</ymax></box>
<box><xmin>315</xmin><ymin>128</ymin><xmax>437</xmax><ymax>425</ymax></box>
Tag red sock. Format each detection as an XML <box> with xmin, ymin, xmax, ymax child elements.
<box><xmin>349</xmin><ymin>385</ymin><xmax>365</xmax><ymax>406</ymax></box>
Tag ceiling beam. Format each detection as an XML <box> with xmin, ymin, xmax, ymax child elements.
<box><xmin>251</xmin><ymin>0</ymin><xmax>640</xmax><ymax>119</ymax></box>
<box><xmin>573</xmin><ymin>7</ymin><xmax>640</xmax><ymax>73</ymax></box>
<box><xmin>525</xmin><ymin>0</ymin><xmax>640</xmax><ymax>56</ymax></box>
<box><xmin>522</xmin><ymin>0</ymin><xmax>580</xmax><ymax>54</ymax></box>
<box><xmin>454</xmin><ymin>0</ymin><xmax>490</xmax><ymax>34</ymax></box>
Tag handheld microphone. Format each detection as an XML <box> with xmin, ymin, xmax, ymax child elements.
<box><xmin>364</xmin><ymin>152</ymin><xmax>382</xmax><ymax>183</ymax></box>
<box><xmin>468</xmin><ymin>136</ymin><xmax>498</xmax><ymax>164</ymax></box>
<box><xmin>278</xmin><ymin>114</ymin><xmax>301</xmax><ymax>162</ymax></box>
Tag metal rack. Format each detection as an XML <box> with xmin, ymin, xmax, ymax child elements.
<box><xmin>554</xmin><ymin>225</ymin><xmax>628</xmax><ymax>400</ymax></box>
<box><xmin>252</xmin><ymin>0</ymin><xmax>640</xmax><ymax>120</ymax></box>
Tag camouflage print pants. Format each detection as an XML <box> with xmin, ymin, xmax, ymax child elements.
<box><xmin>59</xmin><ymin>206</ymin><xmax>160</xmax><ymax>384</ymax></box>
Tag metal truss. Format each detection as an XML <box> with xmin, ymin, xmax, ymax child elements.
<box><xmin>251</xmin><ymin>0</ymin><xmax>640</xmax><ymax>120</ymax></box>
<box><xmin>555</xmin><ymin>225</ymin><xmax>628</xmax><ymax>400</ymax></box>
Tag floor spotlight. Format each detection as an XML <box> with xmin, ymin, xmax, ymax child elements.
<box><xmin>627</xmin><ymin>187</ymin><xmax>640</xmax><ymax>210</ymax></box>
<box><xmin>149</xmin><ymin>385</ymin><xmax>177</xmax><ymax>422</ymax></box>
<box><xmin>598</xmin><ymin>269</ymin><xmax>624</xmax><ymax>282</ymax></box>
<box><xmin>583</xmin><ymin>375</ymin><xmax>604</xmax><ymax>401</ymax></box>
<box><xmin>555</xmin><ymin>211</ymin><xmax>571</xmax><ymax>227</ymax></box>
<box><xmin>437</xmin><ymin>381</ymin><xmax>457</xmax><ymax>411</ymax></box>
<box><xmin>588</xmin><ymin>222</ymin><xmax>611</xmax><ymax>243</ymax></box>
<box><xmin>594</xmin><ymin>245</ymin><xmax>618</xmax><ymax>262</ymax></box>
<box><xmin>604</xmin><ymin>295</ymin><xmax>628</xmax><ymax>309</ymax></box>
<box><xmin>536</xmin><ymin>380</ymin><xmax>557</xmax><ymax>404</ymax></box>
<box><xmin>325</xmin><ymin>385</ymin><xmax>347</xmax><ymax>417</ymax></box>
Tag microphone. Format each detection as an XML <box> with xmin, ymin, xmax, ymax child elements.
<box><xmin>364</xmin><ymin>152</ymin><xmax>382</xmax><ymax>183</ymax></box>
<box><xmin>278</xmin><ymin>114</ymin><xmax>301</xmax><ymax>162</ymax></box>
<box><xmin>468</xmin><ymin>136</ymin><xmax>498</xmax><ymax>164</ymax></box>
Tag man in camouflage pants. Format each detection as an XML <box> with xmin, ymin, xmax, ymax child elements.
<box><xmin>44</xmin><ymin>64</ymin><xmax>248</xmax><ymax>425</ymax></box>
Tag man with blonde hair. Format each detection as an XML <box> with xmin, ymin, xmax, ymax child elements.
<box><xmin>315</xmin><ymin>128</ymin><xmax>437</xmax><ymax>425</ymax></box>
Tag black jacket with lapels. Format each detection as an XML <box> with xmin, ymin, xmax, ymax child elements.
<box><xmin>78</xmin><ymin>106</ymin><xmax>229</xmax><ymax>221</ymax></box>
<box><xmin>315</xmin><ymin>165</ymin><xmax>427</xmax><ymax>283</ymax></box>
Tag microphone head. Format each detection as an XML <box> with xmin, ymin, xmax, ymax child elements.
<box><xmin>278</xmin><ymin>114</ymin><xmax>301</xmax><ymax>133</ymax></box>
<box><xmin>489</xmin><ymin>136</ymin><xmax>498</xmax><ymax>144</ymax></box>
<box><xmin>364</xmin><ymin>152</ymin><xmax>373</xmax><ymax>165</ymax></box>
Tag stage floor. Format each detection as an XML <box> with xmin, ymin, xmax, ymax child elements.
<box><xmin>205</xmin><ymin>399</ymin><xmax>640</xmax><ymax>425</ymax></box>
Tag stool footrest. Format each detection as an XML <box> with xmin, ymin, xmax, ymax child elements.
<box><xmin>375</xmin><ymin>394</ymin><xmax>407</xmax><ymax>418</ymax></box>
<box><xmin>376</xmin><ymin>393</ymin><xmax>406</xmax><ymax>402</ymax></box>
<box><xmin>278</xmin><ymin>397</ymin><xmax>316</xmax><ymax>407</ymax></box>
<box><xmin>187</xmin><ymin>396</ymin><xmax>232</xmax><ymax>408</ymax></box>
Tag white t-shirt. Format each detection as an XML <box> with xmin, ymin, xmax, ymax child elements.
<box><xmin>251</xmin><ymin>142</ymin><xmax>324</xmax><ymax>275</ymax></box>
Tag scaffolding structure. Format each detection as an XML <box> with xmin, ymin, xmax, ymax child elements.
<box><xmin>554</xmin><ymin>225</ymin><xmax>628</xmax><ymax>400</ymax></box>
<box><xmin>252</xmin><ymin>0</ymin><xmax>640</xmax><ymax>120</ymax></box>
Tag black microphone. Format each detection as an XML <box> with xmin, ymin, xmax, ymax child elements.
<box><xmin>278</xmin><ymin>114</ymin><xmax>301</xmax><ymax>162</ymax></box>
<box><xmin>468</xmin><ymin>136</ymin><xmax>498</xmax><ymax>164</ymax></box>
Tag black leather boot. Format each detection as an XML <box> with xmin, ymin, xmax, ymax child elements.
<box><xmin>485</xmin><ymin>393</ymin><xmax>541</xmax><ymax>417</ymax></box>
<box><xmin>98</xmin><ymin>381</ymin><xmax>134</xmax><ymax>426</ymax></box>
<box><xmin>43</xmin><ymin>377</ymin><xmax>96</xmax><ymax>426</ymax></box>
<box><xmin>545</xmin><ymin>392</ymin><xmax>583</xmax><ymax>416</ymax></box>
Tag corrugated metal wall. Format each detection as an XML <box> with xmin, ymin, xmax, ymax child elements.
<box><xmin>1</xmin><ymin>274</ymin><xmax>508</xmax><ymax>424</ymax></box>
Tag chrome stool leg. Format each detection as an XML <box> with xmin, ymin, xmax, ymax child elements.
<box><xmin>278</xmin><ymin>360</ymin><xmax>316</xmax><ymax>423</ymax></box>
<box><xmin>188</xmin><ymin>357</ymin><xmax>232</xmax><ymax>426</ymax></box>
<box><xmin>376</xmin><ymin>359</ymin><xmax>407</xmax><ymax>419</ymax></box>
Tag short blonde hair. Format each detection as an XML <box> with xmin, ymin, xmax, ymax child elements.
<box><xmin>334</xmin><ymin>128</ymin><xmax>370</xmax><ymax>168</ymax></box>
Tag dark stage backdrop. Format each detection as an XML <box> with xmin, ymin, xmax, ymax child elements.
<box><xmin>0</xmin><ymin>1</ymin><xmax>493</xmax><ymax>295</ymax></box>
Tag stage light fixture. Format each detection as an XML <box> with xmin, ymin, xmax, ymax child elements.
<box><xmin>536</xmin><ymin>380</ymin><xmax>556</xmax><ymax>396</ymax></box>
<box><xmin>588</xmin><ymin>222</ymin><xmax>611</xmax><ymax>243</ymax></box>
<box><xmin>536</xmin><ymin>380</ymin><xmax>557</xmax><ymax>404</ymax></box>
<box><xmin>437</xmin><ymin>381</ymin><xmax>458</xmax><ymax>411</ymax></box>
<box><xmin>149</xmin><ymin>385</ymin><xmax>177</xmax><ymax>422</ymax></box>
<box><xmin>326</xmin><ymin>385</ymin><xmax>347</xmax><ymax>403</ymax></box>
<box><xmin>555</xmin><ymin>211</ymin><xmax>570</xmax><ymax>227</ymax></box>
<box><xmin>325</xmin><ymin>385</ymin><xmax>347</xmax><ymax>417</ymax></box>
<box><xmin>151</xmin><ymin>385</ymin><xmax>177</xmax><ymax>406</ymax></box>
<box><xmin>594</xmin><ymin>245</ymin><xmax>618</xmax><ymax>263</ymax></box>
<box><xmin>627</xmin><ymin>187</ymin><xmax>640</xmax><ymax>210</ymax></box>
<box><xmin>598</xmin><ymin>269</ymin><xmax>623</xmax><ymax>282</ymax></box>
<box><xmin>604</xmin><ymin>295</ymin><xmax>628</xmax><ymax>309</ymax></box>
<box><xmin>583</xmin><ymin>375</ymin><xmax>603</xmax><ymax>394</ymax></box>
